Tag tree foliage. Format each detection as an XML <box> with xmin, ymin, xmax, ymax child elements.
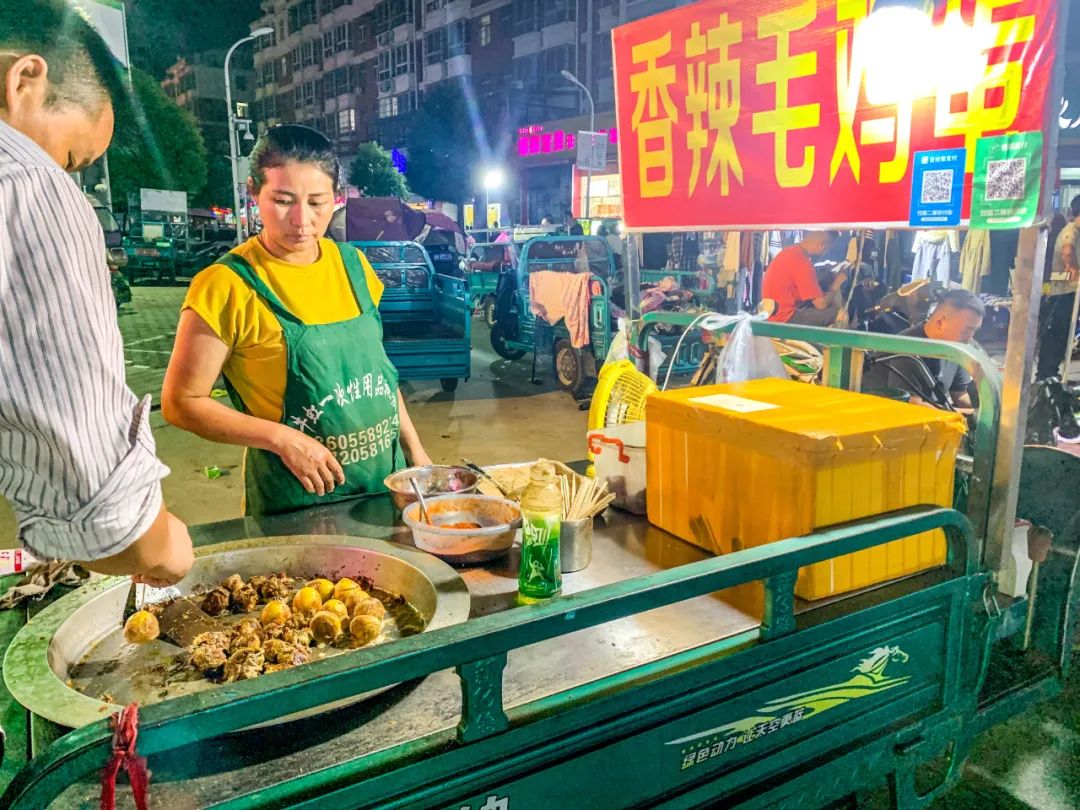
<box><xmin>194</xmin><ymin>152</ymin><xmax>237</xmax><ymax>210</ymax></box>
<box><xmin>108</xmin><ymin>69</ymin><xmax>208</xmax><ymax>210</ymax></box>
<box><xmin>123</xmin><ymin>0</ymin><xmax>261</xmax><ymax>79</ymax></box>
<box><xmin>348</xmin><ymin>142</ymin><xmax>409</xmax><ymax>198</ymax></box>
<box><xmin>404</xmin><ymin>82</ymin><xmax>480</xmax><ymax>216</ymax></box>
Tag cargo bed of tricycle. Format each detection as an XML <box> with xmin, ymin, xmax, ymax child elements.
<box><xmin>354</xmin><ymin>240</ymin><xmax>472</xmax><ymax>392</ymax></box>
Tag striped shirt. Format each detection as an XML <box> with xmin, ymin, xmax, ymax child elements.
<box><xmin>0</xmin><ymin>120</ymin><xmax>168</xmax><ymax>561</ymax></box>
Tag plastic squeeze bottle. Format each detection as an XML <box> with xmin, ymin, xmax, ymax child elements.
<box><xmin>517</xmin><ymin>461</ymin><xmax>563</xmax><ymax>602</ymax></box>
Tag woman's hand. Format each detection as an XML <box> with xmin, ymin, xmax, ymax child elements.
<box><xmin>271</xmin><ymin>425</ymin><xmax>345</xmax><ymax>495</ymax></box>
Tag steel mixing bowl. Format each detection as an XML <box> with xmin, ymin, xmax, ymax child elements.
<box><xmin>384</xmin><ymin>465</ymin><xmax>479</xmax><ymax>511</ymax></box>
<box><xmin>402</xmin><ymin>494</ymin><xmax>522</xmax><ymax>564</ymax></box>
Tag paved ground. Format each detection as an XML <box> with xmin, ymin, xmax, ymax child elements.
<box><xmin>115</xmin><ymin>282</ymin><xmax>186</xmax><ymax>404</ymax></box>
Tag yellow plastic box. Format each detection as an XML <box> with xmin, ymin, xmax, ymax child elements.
<box><xmin>646</xmin><ymin>379</ymin><xmax>965</xmax><ymax>615</ymax></box>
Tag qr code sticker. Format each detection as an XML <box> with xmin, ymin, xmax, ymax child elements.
<box><xmin>985</xmin><ymin>158</ymin><xmax>1026</xmax><ymax>201</ymax></box>
<box><xmin>920</xmin><ymin>169</ymin><xmax>953</xmax><ymax>204</ymax></box>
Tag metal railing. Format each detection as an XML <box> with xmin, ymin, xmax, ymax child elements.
<box><xmin>2</xmin><ymin>507</ymin><xmax>975</xmax><ymax>809</ymax></box>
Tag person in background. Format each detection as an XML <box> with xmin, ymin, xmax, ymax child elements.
<box><xmin>863</xmin><ymin>289</ymin><xmax>985</xmax><ymax>410</ymax></box>
<box><xmin>565</xmin><ymin>209</ymin><xmax>584</xmax><ymax>236</ymax></box>
<box><xmin>1037</xmin><ymin>196</ymin><xmax>1080</xmax><ymax>380</ymax></box>
<box><xmin>597</xmin><ymin>223</ymin><xmax>624</xmax><ymax>270</ymax></box>
<box><xmin>762</xmin><ymin>231</ymin><xmax>847</xmax><ymax>326</ymax></box>
<box><xmin>0</xmin><ymin>0</ymin><xmax>193</xmax><ymax>584</ymax></box>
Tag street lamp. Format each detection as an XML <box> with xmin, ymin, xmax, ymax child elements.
<box><xmin>481</xmin><ymin>167</ymin><xmax>504</xmax><ymax>229</ymax></box>
<box><xmin>561</xmin><ymin>69</ymin><xmax>595</xmax><ymax>223</ymax></box>
<box><xmin>226</xmin><ymin>26</ymin><xmax>272</xmax><ymax>245</ymax></box>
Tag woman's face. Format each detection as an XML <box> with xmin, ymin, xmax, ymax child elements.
<box><xmin>253</xmin><ymin>160</ymin><xmax>336</xmax><ymax>255</ymax></box>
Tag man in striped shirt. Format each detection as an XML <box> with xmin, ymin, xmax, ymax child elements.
<box><xmin>0</xmin><ymin>1</ymin><xmax>193</xmax><ymax>584</ymax></box>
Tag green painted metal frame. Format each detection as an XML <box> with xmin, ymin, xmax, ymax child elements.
<box><xmin>1</xmin><ymin>506</ymin><xmax>980</xmax><ymax>809</ymax></box>
<box><xmin>634</xmin><ymin>312</ymin><xmax>1003</xmax><ymax>552</ymax></box>
<box><xmin>464</xmin><ymin>241</ymin><xmax>515</xmax><ymax>307</ymax></box>
<box><xmin>502</xmin><ymin>236</ymin><xmax>616</xmax><ymax>361</ymax></box>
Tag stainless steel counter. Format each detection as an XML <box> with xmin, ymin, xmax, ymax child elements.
<box><xmin>53</xmin><ymin>495</ymin><xmax>760</xmax><ymax>807</ymax></box>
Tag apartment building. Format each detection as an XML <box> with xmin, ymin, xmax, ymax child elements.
<box><xmin>510</xmin><ymin>0</ymin><xmax>682</xmax><ymax>222</ymax></box>
<box><xmin>162</xmin><ymin>50</ymin><xmax>255</xmax><ymax>169</ymax></box>
<box><xmin>248</xmin><ymin>0</ymin><xmax>679</xmax><ymax>219</ymax></box>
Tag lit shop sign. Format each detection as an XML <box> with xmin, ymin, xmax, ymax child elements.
<box><xmin>517</xmin><ymin>126</ymin><xmax>618</xmax><ymax>157</ymax></box>
<box><xmin>390</xmin><ymin>148</ymin><xmax>408</xmax><ymax>174</ymax></box>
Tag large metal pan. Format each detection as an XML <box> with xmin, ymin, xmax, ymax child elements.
<box><xmin>3</xmin><ymin>535</ymin><xmax>471</xmax><ymax>729</ymax></box>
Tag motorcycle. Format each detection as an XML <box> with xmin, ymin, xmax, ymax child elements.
<box><xmin>856</xmin><ymin>278</ymin><xmax>944</xmax><ymax>334</ymax></box>
<box><xmin>108</xmin><ymin>245</ymin><xmax>132</xmax><ymax>310</ymax></box>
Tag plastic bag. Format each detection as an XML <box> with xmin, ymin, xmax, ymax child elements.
<box><xmin>603</xmin><ymin>318</ymin><xmax>667</xmax><ymax>382</ymax></box>
<box><xmin>706</xmin><ymin>313</ymin><xmax>788</xmax><ymax>384</ymax></box>
<box><xmin>646</xmin><ymin>336</ymin><xmax>667</xmax><ymax>383</ymax></box>
<box><xmin>603</xmin><ymin>318</ymin><xmax>631</xmax><ymax>367</ymax></box>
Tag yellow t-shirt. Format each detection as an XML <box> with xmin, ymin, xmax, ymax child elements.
<box><xmin>183</xmin><ymin>237</ymin><xmax>385</xmax><ymax>422</ymax></box>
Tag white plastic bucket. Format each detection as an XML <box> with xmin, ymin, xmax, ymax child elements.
<box><xmin>587</xmin><ymin>421</ymin><xmax>647</xmax><ymax>514</ymax></box>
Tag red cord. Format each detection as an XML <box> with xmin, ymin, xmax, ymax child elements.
<box><xmin>100</xmin><ymin>703</ymin><xmax>150</xmax><ymax>810</ymax></box>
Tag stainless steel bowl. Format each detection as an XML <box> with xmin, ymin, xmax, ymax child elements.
<box><xmin>3</xmin><ymin>535</ymin><xmax>471</xmax><ymax>729</ymax></box>
<box><xmin>402</xmin><ymin>494</ymin><xmax>522</xmax><ymax>564</ymax></box>
<box><xmin>384</xmin><ymin>465</ymin><xmax>479</xmax><ymax>511</ymax></box>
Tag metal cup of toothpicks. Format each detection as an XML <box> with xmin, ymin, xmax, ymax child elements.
<box><xmin>559</xmin><ymin>474</ymin><xmax>615</xmax><ymax>573</ymax></box>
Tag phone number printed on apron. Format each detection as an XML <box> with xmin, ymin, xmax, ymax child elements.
<box><xmin>317</xmin><ymin>415</ymin><xmax>399</xmax><ymax>466</ymax></box>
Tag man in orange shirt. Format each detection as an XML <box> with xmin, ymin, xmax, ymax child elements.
<box><xmin>762</xmin><ymin>231</ymin><xmax>847</xmax><ymax>326</ymax></box>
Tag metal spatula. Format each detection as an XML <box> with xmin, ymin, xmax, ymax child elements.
<box><xmin>157</xmin><ymin>597</ymin><xmax>219</xmax><ymax>648</ymax></box>
<box><xmin>121</xmin><ymin>580</ymin><xmax>142</xmax><ymax>625</ymax></box>
<box><xmin>409</xmin><ymin>477</ymin><xmax>432</xmax><ymax>524</ymax></box>
<box><xmin>121</xmin><ymin>581</ymin><xmax>182</xmax><ymax>625</ymax></box>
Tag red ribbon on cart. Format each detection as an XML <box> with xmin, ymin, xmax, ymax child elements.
<box><xmin>100</xmin><ymin>703</ymin><xmax>150</xmax><ymax>810</ymax></box>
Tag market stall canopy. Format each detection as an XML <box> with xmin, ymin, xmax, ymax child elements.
<box><xmin>611</xmin><ymin>0</ymin><xmax>1060</xmax><ymax>231</ymax></box>
<box><xmin>345</xmin><ymin>198</ymin><xmax>428</xmax><ymax>242</ymax></box>
<box><xmin>345</xmin><ymin>199</ymin><xmax>466</xmax><ymax>253</ymax></box>
<box><xmin>424</xmin><ymin>210</ymin><xmax>462</xmax><ymax>235</ymax></box>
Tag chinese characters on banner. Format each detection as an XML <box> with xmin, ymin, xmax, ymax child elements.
<box><xmin>612</xmin><ymin>0</ymin><xmax>1058</xmax><ymax>230</ymax></box>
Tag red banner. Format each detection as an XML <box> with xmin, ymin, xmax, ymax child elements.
<box><xmin>612</xmin><ymin>0</ymin><xmax>1058</xmax><ymax>230</ymax></box>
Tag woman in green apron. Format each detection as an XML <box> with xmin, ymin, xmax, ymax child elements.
<box><xmin>161</xmin><ymin>125</ymin><xmax>430</xmax><ymax>515</ymax></box>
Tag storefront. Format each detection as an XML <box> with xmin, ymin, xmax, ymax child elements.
<box><xmin>513</xmin><ymin>111</ymin><xmax>620</xmax><ymax>224</ymax></box>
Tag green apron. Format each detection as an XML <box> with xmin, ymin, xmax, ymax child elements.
<box><xmin>214</xmin><ymin>242</ymin><xmax>406</xmax><ymax>515</ymax></box>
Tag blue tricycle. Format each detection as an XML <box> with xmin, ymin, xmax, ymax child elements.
<box><xmin>352</xmin><ymin>240</ymin><xmax>471</xmax><ymax>393</ymax></box>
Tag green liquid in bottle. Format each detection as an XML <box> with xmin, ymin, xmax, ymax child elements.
<box><xmin>517</xmin><ymin>462</ymin><xmax>563</xmax><ymax>602</ymax></box>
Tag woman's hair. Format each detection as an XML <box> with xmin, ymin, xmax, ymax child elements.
<box><xmin>248</xmin><ymin>125</ymin><xmax>340</xmax><ymax>194</ymax></box>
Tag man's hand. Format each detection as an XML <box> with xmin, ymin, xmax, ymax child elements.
<box><xmin>271</xmin><ymin>425</ymin><xmax>346</xmax><ymax>496</ymax></box>
<box><xmin>829</xmin><ymin>271</ymin><xmax>848</xmax><ymax>291</ymax></box>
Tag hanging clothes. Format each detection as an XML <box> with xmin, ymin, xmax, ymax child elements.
<box><xmin>883</xmin><ymin>230</ymin><xmax>904</xmax><ymax>290</ymax></box>
<box><xmin>985</xmin><ymin>229</ymin><xmax>1019</xmax><ymax>296</ymax></box>
<box><xmin>959</xmin><ymin>229</ymin><xmax>992</xmax><ymax>292</ymax></box>
<box><xmin>722</xmin><ymin>232</ymin><xmax>740</xmax><ymax>274</ymax></box>
<box><xmin>529</xmin><ymin>271</ymin><xmax>592</xmax><ymax>349</ymax></box>
<box><xmin>767</xmin><ymin>231</ymin><xmax>784</xmax><ymax>260</ymax></box>
<box><xmin>846</xmin><ymin>235</ymin><xmax>859</xmax><ymax>264</ymax></box>
<box><xmin>912</xmin><ymin>230</ymin><xmax>959</xmax><ymax>285</ymax></box>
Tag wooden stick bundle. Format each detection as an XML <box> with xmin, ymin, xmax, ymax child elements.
<box><xmin>561</xmin><ymin>473</ymin><xmax>616</xmax><ymax>521</ymax></box>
